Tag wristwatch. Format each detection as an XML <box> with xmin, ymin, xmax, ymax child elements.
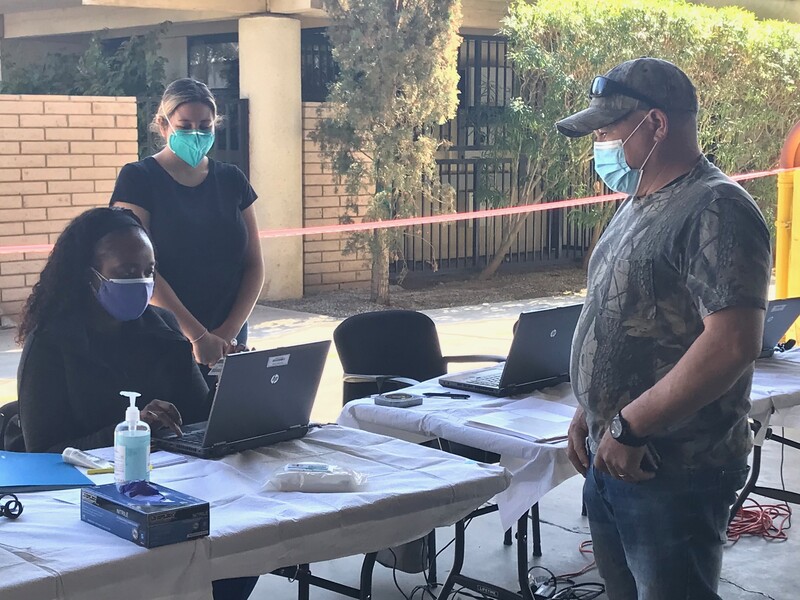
<box><xmin>609</xmin><ymin>411</ymin><xmax>648</xmax><ymax>447</ymax></box>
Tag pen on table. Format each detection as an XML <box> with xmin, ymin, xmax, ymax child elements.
<box><xmin>86</xmin><ymin>467</ymin><xmax>113</xmax><ymax>475</ymax></box>
<box><xmin>423</xmin><ymin>392</ymin><xmax>470</xmax><ymax>399</ymax></box>
<box><xmin>86</xmin><ymin>465</ymin><xmax>154</xmax><ymax>475</ymax></box>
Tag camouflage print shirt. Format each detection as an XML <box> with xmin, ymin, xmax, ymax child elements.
<box><xmin>571</xmin><ymin>156</ymin><xmax>771</xmax><ymax>468</ymax></box>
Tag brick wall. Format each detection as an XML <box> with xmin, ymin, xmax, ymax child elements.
<box><xmin>303</xmin><ymin>102</ymin><xmax>371</xmax><ymax>294</ymax></box>
<box><xmin>0</xmin><ymin>94</ymin><xmax>139</xmax><ymax>325</ymax></box>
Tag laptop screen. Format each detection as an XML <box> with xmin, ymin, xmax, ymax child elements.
<box><xmin>762</xmin><ymin>298</ymin><xmax>800</xmax><ymax>351</ymax></box>
<box><xmin>500</xmin><ymin>303</ymin><xmax>583</xmax><ymax>387</ymax></box>
<box><xmin>202</xmin><ymin>340</ymin><xmax>330</xmax><ymax>446</ymax></box>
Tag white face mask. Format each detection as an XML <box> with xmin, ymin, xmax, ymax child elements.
<box><xmin>593</xmin><ymin>114</ymin><xmax>658</xmax><ymax>196</ymax></box>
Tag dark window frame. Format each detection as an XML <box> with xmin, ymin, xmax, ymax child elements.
<box><xmin>187</xmin><ymin>32</ymin><xmax>240</xmax><ymax>92</ymax></box>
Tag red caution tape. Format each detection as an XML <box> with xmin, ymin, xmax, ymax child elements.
<box><xmin>0</xmin><ymin>166</ymin><xmax>792</xmax><ymax>255</ymax></box>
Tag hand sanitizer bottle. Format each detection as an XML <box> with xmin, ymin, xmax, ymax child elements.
<box><xmin>114</xmin><ymin>391</ymin><xmax>150</xmax><ymax>490</ymax></box>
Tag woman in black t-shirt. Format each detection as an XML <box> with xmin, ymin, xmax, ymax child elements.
<box><xmin>111</xmin><ymin>79</ymin><xmax>265</xmax><ymax>369</ymax></box>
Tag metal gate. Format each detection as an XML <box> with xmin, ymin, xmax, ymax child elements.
<box><xmin>396</xmin><ymin>35</ymin><xmax>593</xmax><ymax>275</ymax></box>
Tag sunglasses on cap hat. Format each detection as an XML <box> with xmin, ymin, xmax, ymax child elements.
<box><xmin>590</xmin><ymin>76</ymin><xmax>663</xmax><ymax>110</ymax></box>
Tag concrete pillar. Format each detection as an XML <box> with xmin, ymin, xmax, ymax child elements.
<box><xmin>238</xmin><ymin>15</ymin><xmax>303</xmax><ymax>300</ymax></box>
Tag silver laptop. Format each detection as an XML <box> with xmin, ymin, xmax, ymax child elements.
<box><xmin>155</xmin><ymin>340</ymin><xmax>330</xmax><ymax>458</ymax></box>
<box><xmin>760</xmin><ymin>298</ymin><xmax>800</xmax><ymax>358</ymax></box>
<box><xmin>439</xmin><ymin>304</ymin><xmax>583</xmax><ymax>397</ymax></box>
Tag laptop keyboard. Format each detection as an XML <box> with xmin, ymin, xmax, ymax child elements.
<box><xmin>466</xmin><ymin>372</ymin><xmax>502</xmax><ymax>387</ymax></box>
<box><xmin>178</xmin><ymin>430</ymin><xmax>205</xmax><ymax>443</ymax></box>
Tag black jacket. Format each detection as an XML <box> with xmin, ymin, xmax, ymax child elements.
<box><xmin>18</xmin><ymin>306</ymin><xmax>210</xmax><ymax>453</ymax></box>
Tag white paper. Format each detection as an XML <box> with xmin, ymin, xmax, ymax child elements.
<box><xmin>467</xmin><ymin>412</ymin><xmax>570</xmax><ymax>442</ymax></box>
<box><xmin>150</xmin><ymin>451</ymin><xmax>189</xmax><ymax>468</ymax></box>
<box><xmin>502</xmin><ymin>397</ymin><xmax>577</xmax><ymax>419</ymax></box>
<box><xmin>87</xmin><ymin>447</ymin><xmax>188</xmax><ymax>469</ymax></box>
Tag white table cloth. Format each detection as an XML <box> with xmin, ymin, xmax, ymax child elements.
<box><xmin>338</xmin><ymin>350</ymin><xmax>800</xmax><ymax>530</ymax></box>
<box><xmin>338</xmin><ymin>381</ymin><xmax>578</xmax><ymax>530</ymax></box>
<box><xmin>749</xmin><ymin>350</ymin><xmax>800</xmax><ymax>432</ymax></box>
<box><xmin>0</xmin><ymin>426</ymin><xmax>509</xmax><ymax>600</ymax></box>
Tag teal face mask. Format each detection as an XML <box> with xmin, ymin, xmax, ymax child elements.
<box><xmin>593</xmin><ymin>114</ymin><xmax>657</xmax><ymax>196</ymax></box>
<box><xmin>168</xmin><ymin>128</ymin><xmax>215</xmax><ymax>168</ymax></box>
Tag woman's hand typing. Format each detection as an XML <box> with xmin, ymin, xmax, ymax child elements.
<box><xmin>140</xmin><ymin>399</ymin><xmax>183</xmax><ymax>436</ymax></box>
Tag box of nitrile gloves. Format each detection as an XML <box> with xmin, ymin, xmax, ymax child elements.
<box><xmin>81</xmin><ymin>482</ymin><xmax>209</xmax><ymax>548</ymax></box>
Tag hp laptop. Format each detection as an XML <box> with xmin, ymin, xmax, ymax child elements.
<box><xmin>759</xmin><ymin>298</ymin><xmax>800</xmax><ymax>359</ymax></box>
<box><xmin>155</xmin><ymin>340</ymin><xmax>330</xmax><ymax>458</ymax></box>
<box><xmin>439</xmin><ymin>304</ymin><xmax>583</xmax><ymax>397</ymax></box>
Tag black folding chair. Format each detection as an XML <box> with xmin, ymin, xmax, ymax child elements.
<box><xmin>0</xmin><ymin>401</ymin><xmax>24</xmax><ymax>452</ymax></box>
<box><xmin>334</xmin><ymin>309</ymin><xmax>504</xmax><ymax>404</ymax></box>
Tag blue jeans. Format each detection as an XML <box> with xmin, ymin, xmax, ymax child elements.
<box><xmin>583</xmin><ymin>454</ymin><xmax>748</xmax><ymax>600</ymax></box>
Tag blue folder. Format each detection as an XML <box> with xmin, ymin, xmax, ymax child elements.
<box><xmin>0</xmin><ymin>451</ymin><xmax>94</xmax><ymax>493</ymax></box>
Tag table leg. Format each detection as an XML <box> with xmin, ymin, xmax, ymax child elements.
<box><xmin>437</xmin><ymin>516</ymin><xmax>536</xmax><ymax>600</ymax></box>
<box><xmin>516</xmin><ymin>513</ymin><xmax>536</xmax><ymax>600</ymax></box>
<box><xmin>436</xmin><ymin>519</ymin><xmax>466</xmax><ymax>599</ymax></box>
<box><xmin>504</xmin><ymin>527</ymin><xmax>513</xmax><ymax>546</ymax></box>
<box><xmin>358</xmin><ymin>552</ymin><xmax>377</xmax><ymax>600</ymax></box>
<box><xmin>730</xmin><ymin>428</ymin><xmax>800</xmax><ymax>525</ymax></box>
<box><xmin>273</xmin><ymin>555</ymin><xmax>377</xmax><ymax>600</ymax></box>
<box><xmin>272</xmin><ymin>565</ymin><xmax>311</xmax><ymax>600</ymax></box>
<box><xmin>427</xmin><ymin>529</ymin><xmax>438</xmax><ymax>586</ymax></box>
<box><xmin>530</xmin><ymin>503</ymin><xmax>542</xmax><ymax>558</ymax></box>
<box><xmin>298</xmin><ymin>564</ymin><xmax>310</xmax><ymax>600</ymax></box>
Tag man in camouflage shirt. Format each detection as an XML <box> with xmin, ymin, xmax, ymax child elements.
<box><xmin>556</xmin><ymin>58</ymin><xmax>771</xmax><ymax>599</ymax></box>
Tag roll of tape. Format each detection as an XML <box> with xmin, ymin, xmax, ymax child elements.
<box><xmin>372</xmin><ymin>392</ymin><xmax>424</xmax><ymax>408</ymax></box>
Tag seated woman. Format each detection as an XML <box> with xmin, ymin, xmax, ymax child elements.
<box><xmin>16</xmin><ymin>207</ymin><xmax>257</xmax><ymax>600</ymax></box>
<box><xmin>17</xmin><ymin>207</ymin><xmax>207</xmax><ymax>452</ymax></box>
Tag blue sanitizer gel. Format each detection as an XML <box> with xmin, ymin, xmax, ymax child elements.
<box><xmin>114</xmin><ymin>391</ymin><xmax>151</xmax><ymax>490</ymax></box>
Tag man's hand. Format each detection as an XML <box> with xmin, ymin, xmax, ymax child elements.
<box><xmin>567</xmin><ymin>407</ymin><xmax>590</xmax><ymax>477</ymax></box>
<box><xmin>594</xmin><ymin>432</ymin><xmax>655</xmax><ymax>483</ymax></box>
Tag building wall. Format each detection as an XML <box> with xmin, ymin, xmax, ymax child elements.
<box><xmin>302</xmin><ymin>102</ymin><xmax>371</xmax><ymax>294</ymax></box>
<box><xmin>0</xmin><ymin>94</ymin><xmax>138</xmax><ymax>325</ymax></box>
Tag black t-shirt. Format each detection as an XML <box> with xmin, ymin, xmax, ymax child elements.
<box><xmin>111</xmin><ymin>157</ymin><xmax>258</xmax><ymax>330</ymax></box>
<box><xmin>18</xmin><ymin>307</ymin><xmax>210</xmax><ymax>453</ymax></box>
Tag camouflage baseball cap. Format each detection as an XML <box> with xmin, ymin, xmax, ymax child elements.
<box><xmin>556</xmin><ymin>57</ymin><xmax>698</xmax><ymax>138</ymax></box>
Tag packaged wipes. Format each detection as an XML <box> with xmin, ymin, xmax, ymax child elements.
<box><xmin>268</xmin><ymin>462</ymin><xmax>367</xmax><ymax>493</ymax></box>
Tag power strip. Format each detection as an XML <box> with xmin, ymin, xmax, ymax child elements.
<box><xmin>533</xmin><ymin>583</ymin><xmax>557</xmax><ymax>600</ymax></box>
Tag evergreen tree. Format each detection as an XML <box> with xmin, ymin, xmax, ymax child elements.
<box><xmin>315</xmin><ymin>0</ymin><xmax>462</xmax><ymax>304</ymax></box>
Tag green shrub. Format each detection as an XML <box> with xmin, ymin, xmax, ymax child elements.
<box><xmin>485</xmin><ymin>0</ymin><xmax>800</xmax><ymax>272</ymax></box>
<box><xmin>315</xmin><ymin>0</ymin><xmax>462</xmax><ymax>303</ymax></box>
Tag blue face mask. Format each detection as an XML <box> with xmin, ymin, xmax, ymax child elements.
<box><xmin>593</xmin><ymin>114</ymin><xmax>658</xmax><ymax>196</ymax></box>
<box><xmin>92</xmin><ymin>269</ymin><xmax>154</xmax><ymax>322</ymax></box>
<box><xmin>168</xmin><ymin>128</ymin><xmax>215</xmax><ymax>168</ymax></box>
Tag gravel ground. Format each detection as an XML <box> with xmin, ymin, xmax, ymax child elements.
<box><xmin>262</xmin><ymin>264</ymin><xmax>589</xmax><ymax>318</ymax></box>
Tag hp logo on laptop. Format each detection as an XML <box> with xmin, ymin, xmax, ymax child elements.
<box><xmin>270</xmin><ymin>374</ymin><xmax>280</xmax><ymax>384</ymax></box>
<box><xmin>550</xmin><ymin>329</ymin><xmax>557</xmax><ymax>338</ymax></box>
